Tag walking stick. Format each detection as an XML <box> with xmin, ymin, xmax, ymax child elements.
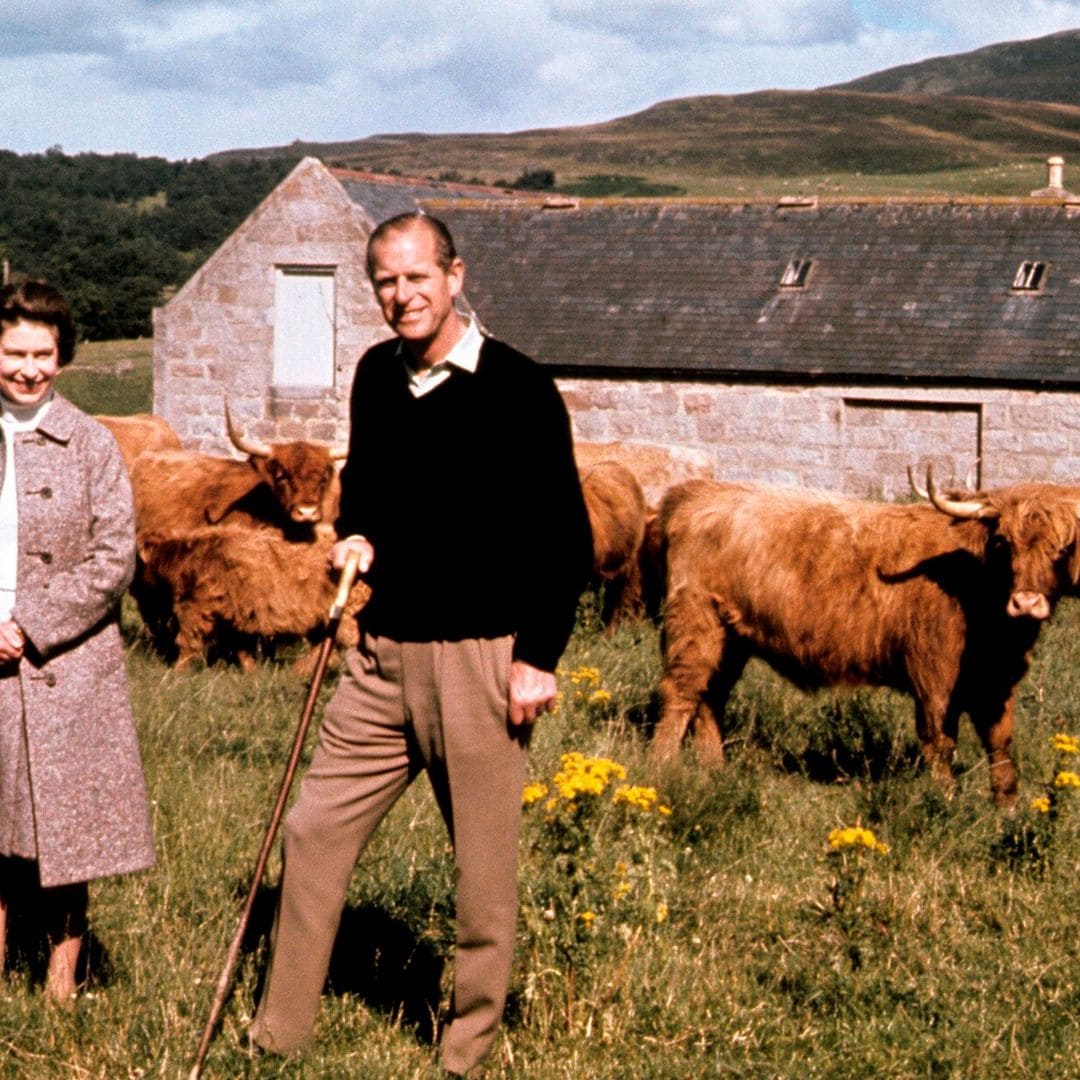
<box><xmin>188</xmin><ymin>549</ymin><xmax>362</xmax><ymax>1080</ymax></box>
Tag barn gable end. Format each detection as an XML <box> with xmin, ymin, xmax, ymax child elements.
<box><xmin>152</xmin><ymin>156</ymin><xmax>383</xmax><ymax>453</ymax></box>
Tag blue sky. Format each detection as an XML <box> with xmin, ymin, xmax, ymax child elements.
<box><xmin>3</xmin><ymin>1</ymin><xmax>1079</xmax><ymax>160</ymax></box>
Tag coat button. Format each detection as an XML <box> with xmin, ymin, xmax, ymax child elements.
<box><xmin>45</xmin><ymin>672</ymin><xmax>56</xmax><ymax>687</ymax></box>
<box><xmin>39</xmin><ymin>552</ymin><xmax>53</xmax><ymax>565</ymax></box>
<box><xmin>38</xmin><ymin>487</ymin><xmax>53</xmax><ymax>498</ymax></box>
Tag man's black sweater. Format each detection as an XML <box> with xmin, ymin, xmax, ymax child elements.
<box><xmin>336</xmin><ymin>336</ymin><xmax>593</xmax><ymax>672</ymax></box>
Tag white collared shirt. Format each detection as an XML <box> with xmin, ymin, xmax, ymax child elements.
<box><xmin>0</xmin><ymin>393</ymin><xmax>53</xmax><ymax>618</ymax></box>
<box><xmin>403</xmin><ymin>316</ymin><xmax>484</xmax><ymax>398</ymax></box>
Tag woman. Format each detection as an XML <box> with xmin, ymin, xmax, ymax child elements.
<box><xmin>0</xmin><ymin>281</ymin><xmax>154</xmax><ymax>1005</ymax></box>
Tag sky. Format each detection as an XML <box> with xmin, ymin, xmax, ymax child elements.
<box><xmin>3</xmin><ymin>0</ymin><xmax>1080</xmax><ymax>161</ymax></box>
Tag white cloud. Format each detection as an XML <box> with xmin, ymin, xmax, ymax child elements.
<box><xmin>121</xmin><ymin>2</ymin><xmax>265</xmax><ymax>50</ymax></box>
<box><xmin>548</xmin><ymin>0</ymin><xmax>861</xmax><ymax>47</ymax></box>
<box><xmin>862</xmin><ymin>0</ymin><xmax>1080</xmax><ymax>46</ymax></box>
<box><xmin>0</xmin><ymin>0</ymin><xmax>1077</xmax><ymax>158</ymax></box>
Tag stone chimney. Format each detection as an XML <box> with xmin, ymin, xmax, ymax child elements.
<box><xmin>1031</xmin><ymin>155</ymin><xmax>1073</xmax><ymax>198</ymax></box>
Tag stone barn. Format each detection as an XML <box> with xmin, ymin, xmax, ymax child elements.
<box><xmin>154</xmin><ymin>156</ymin><xmax>1080</xmax><ymax>496</ymax></box>
<box><xmin>151</xmin><ymin>157</ymin><xmax>513</xmax><ymax>453</ymax></box>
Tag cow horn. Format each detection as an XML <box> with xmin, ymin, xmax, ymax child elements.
<box><xmin>224</xmin><ymin>402</ymin><xmax>271</xmax><ymax>460</ymax></box>
<box><xmin>925</xmin><ymin>463</ymin><xmax>987</xmax><ymax>520</ymax></box>
<box><xmin>907</xmin><ymin>465</ymin><xmax>929</xmax><ymax>501</ymax></box>
<box><xmin>962</xmin><ymin>457</ymin><xmax>981</xmax><ymax>493</ymax></box>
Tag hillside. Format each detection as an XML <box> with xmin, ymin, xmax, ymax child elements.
<box><xmin>204</xmin><ymin>30</ymin><xmax>1080</xmax><ymax>199</ymax></box>
<box><xmin>210</xmin><ymin>88</ymin><xmax>1080</xmax><ymax>198</ymax></box>
<box><xmin>831</xmin><ymin>28</ymin><xmax>1080</xmax><ymax>104</ymax></box>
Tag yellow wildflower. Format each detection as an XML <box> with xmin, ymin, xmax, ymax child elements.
<box><xmin>827</xmin><ymin>826</ymin><xmax>889</xmax><ymax>856</ymax></box>
<box><xmin>587</xmin><ymin>688</ymin><xmax>613</xmax><ymax>706</ymax></box>
<box><xmin>1030</xmin><ymin>796</ymin><xmax>1051</xmax><ymax>814</ymax></box>
<box><xmin>612</xmin><ymin>880</ymin><xmax>633</xmax><ymax>901</ymax></box>
<box><xmin>1051</xmin><ymin>733</ymin><xmax>1080</xmax><ymax>756</ymax></box>
<box><xmin>655</xmin><ymin>901</ymin><xmax>669</xmax><ymax>924</ymax></box>
<box><xmin>613</xmin><ymin>784</ymin><xmax>660</xmax><ymax>812</ymax></box>
<box><xmin>522</xmin><ymin>782</ymin><xmax>549</xmax><ymax>806</ymax></box>
<box><xmin>578</xmin><ymin>910</ymin><xmax>596</xmax><ymax>927</ymax></box>
<box><xmin>568</xmin><ymin>666</ymin><xmax>602</xmax><ymax>686</ymax></box>
<box><xmin>1054</xmin><ymin>770</ymin><xmax>1080</xmax><ymax>789</ymax></box>
<box><xmin>551</xmin><ymin>753</ymin><xmax>627</xmax><ymax>800</ymax></box>
<box><xmin>658</xmin><ymin>805</ymin><xmax>673</xmax><ymax>817</ymax></box>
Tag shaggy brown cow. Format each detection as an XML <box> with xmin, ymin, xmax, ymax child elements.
<box><xmin>94</xmin><ymin>412</ymin><xmax>182</xmax><ymax>471</ymax></box>
<box><xmin>134</xmin><ymin>526</ymin><xmax>370</xmax><ymax>672</ymax></box>
<box><xmin>575</xmin><ymin>440</ymin><xmax>712</xmax><ymax>507</ymax></box>
<box><xmin>129</xmin><ymin>406</ymin><xmax>345</xmax><ymax>537</ymax></box>
<box><xmin>580</xmin><ymin>460</ymin><xmax>648</xmax><ymax>629</ymax></box>
<box><xmin>654</xmin><ymin>474</ymin><xmax>1080</xmax><ymax>805</ymax></box>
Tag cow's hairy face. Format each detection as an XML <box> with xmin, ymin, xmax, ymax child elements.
<box><xmin>258</xmin><ymin>444</ymin><xmax>335</xmax><ymax>523</ymax></box>
<box><xmin>988</xmin><ymin>494</ymin><xmax>1080</xmax><ymax>620</ymax></box>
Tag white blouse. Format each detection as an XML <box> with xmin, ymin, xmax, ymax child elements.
<box><xmin>0</xmin><ymin>393</ymin><xmax>53</xmax><ymax>620</ymax></box>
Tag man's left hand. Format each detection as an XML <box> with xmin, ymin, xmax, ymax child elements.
<box><xmin>508</xmin><ymin>660</ymin><xmax>557</xmax><ymax>727</ymax></box>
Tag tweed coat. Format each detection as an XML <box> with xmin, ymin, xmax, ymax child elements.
<box><xmin>0</xmin><ymin>393</ymin><xmax>155</xmax><ymax>887</ymax></box>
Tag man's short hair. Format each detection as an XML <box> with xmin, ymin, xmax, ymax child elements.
<box><xmin>366</xmin><ymin>213</ymin><xmax>458</xmax><ymax>279</ymax></box>
<box><xmin>0</xmin><ymin>280</ymin><xmax>77</xmax><ymax>367</ymax></box>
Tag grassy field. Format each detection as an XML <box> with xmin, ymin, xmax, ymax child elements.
<box><xmin>2</xmin><ymin>588</ymin><xmax>1080</xmax><ymax>1078</ymax></box>
<box><xmin>7</xmin><ymin>342</ymin><xmax>1080</xmax><ymax>1076</ymax></box>
<box><xmin>57</xmin><ymin>339</ymin><xmax>154</xmax><ymax>415</ymax></box>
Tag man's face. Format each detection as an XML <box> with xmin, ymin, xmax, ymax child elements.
<box><xmin>368</xmin><ymin>222</ymin><xmax>465</xmax><ymax>366</ymax></box>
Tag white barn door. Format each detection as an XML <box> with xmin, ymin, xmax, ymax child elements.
<box><xmin>273</xmin><ymin>268</ymin><xmax>335</xmax><ymax>387</ymax></box>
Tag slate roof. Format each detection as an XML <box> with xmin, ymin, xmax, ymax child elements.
<box><xmin>426</xmin><ymin>196</ymin><xmax>1080</xmax><ymax>388</ymax></box>
<box><xmin>331</xmin><ymin>168</ymin><xmax>512</xmax><ymax>225</ymax></box>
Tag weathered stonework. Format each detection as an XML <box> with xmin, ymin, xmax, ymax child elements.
<box><xmin>557</xmin><ymin>375</ymin><xmax>1080</xmax><ymax>498</ymax></box>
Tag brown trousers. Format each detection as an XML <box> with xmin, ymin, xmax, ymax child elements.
<box><xmin>251</xmin><ymin>633</ymin><xmax>529</xmax><ymax>1075</ymax></box>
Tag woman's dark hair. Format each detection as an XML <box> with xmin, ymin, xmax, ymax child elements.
<box><xmin>366</xmin><ymin>212</ymin><xmax>458</xmax><ymax>278</ymax></box>
<box><xmin>0</xmin><ymin>280</ymin><xmax>77</xmax><ymax>366</ymax></box>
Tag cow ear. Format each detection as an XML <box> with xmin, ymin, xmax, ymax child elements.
<box><xmin>204</xmin><ymin>475</ymin><xmax>259</xmax><ymax>523</ymax></box>
<box><xmin>1070</xmin><ymin>536</ymin><xmax>1080</xmax><ymax>587</ymax></box>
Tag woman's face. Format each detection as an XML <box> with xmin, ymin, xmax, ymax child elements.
<box><xmin>0</xmin><ymin>318</ymin><xmax>61</xmax><ymax>406</ymax></box>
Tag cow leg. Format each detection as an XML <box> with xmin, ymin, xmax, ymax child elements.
<box><xmin>692</xmin><ymin>645</ymin><xmax>750</xmax><ymax>765</ymax></box>
<box><xmin>654</xmin><ymin>588</ymin><xmax>725</xmax><ymax>762</ymax></box>
<box><xmin>604</xmin><ymin>557</ymin><xmax>645</xmax><ymax>634</ymax></box>
<box><xmin>970</xmin><ymin>693</ymin><xmax>1019</xmax><ymax>808</ymax></box>
<box><xmin>912</xmin><ymin>696</ymin><xmax>958</xmax><ymax>798</ymax></box>
<box><xmin>292</xmin><ymin>642</ymin><xmax>321</xmax><ymax>679</ymax></box>
<box><xmin>173</xmin><ymin>602</ymin><xmax>213</xmax><ymax>670</ymax></box>
<box><xmin>600</xmin><ymin>575</ymin><xmax>626</xmax><ymax>635</ymax></box>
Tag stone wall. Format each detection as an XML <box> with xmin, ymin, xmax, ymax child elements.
<box><xmin>558</xmin><ymin>375</ymin><xmax>1080</xmax><ymax>499</ymax></box>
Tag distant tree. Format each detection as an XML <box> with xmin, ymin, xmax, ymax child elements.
<box><xmin>559</xmin><ymin>174</ymin><xmax>687</xmax><ymax>198</ymax></box>
<box><xmin>0</xmin><ymin>150</ymin><xmax>293</xmax><ymax>339</ymax></box>
<box><xmin>512</xmin><ymin>167</ymin><xmax>556</xmax><ymax>190</ymax></box>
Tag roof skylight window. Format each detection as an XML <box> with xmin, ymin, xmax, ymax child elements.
<box><xmin>780</xmin><ymin>258</ymin><xmax>813</xmax><ymax>288</ymax></box>
<box><xmin>1012</xmin><ymin>260</ymin><xmax>1047</xmax><ymax>291</ymax></box>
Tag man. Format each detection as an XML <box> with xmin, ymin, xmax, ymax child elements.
<box><xmin>250</xmin><ymin>212</ymin><xmax>593</xmax><ymax>1075</ymax></box>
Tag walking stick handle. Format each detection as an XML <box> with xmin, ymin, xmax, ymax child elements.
<box><xmin>188</xmin><ymin>548</ymin><xmax>363</xmax><ymax>1079</ymax></box>
<box><xmin>330</xmin><ymin>547</ymin><xmax>363</xmax><ymax>620</ymax></box>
